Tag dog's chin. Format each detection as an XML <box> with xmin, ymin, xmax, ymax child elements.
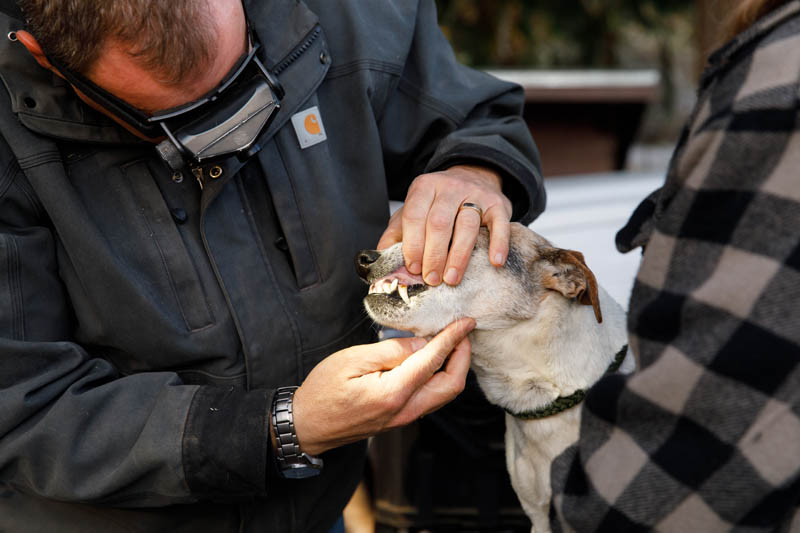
<box><xmin>365</xmin><ymin>291</ymin><xmax>465</xmax><ymax>338</ymax></box>
<box><xmin>363</xmin><ymin>285</ymin><xmax>428</xmax><ymax>330</ymax></box>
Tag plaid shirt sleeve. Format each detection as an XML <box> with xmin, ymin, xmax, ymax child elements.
<box><xmin>551</xmin><ymin>4</ymin><xmax>800</xmax><ymax>531</ymax></box>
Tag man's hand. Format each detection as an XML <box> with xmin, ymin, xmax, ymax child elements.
<box><xmin>377</xmin><ymin>164</ymin><xmax>513</xmax><ymax>286</ymax></box>
<box><xmin>292</xmin><ymin>319</ymin><xmax>475</xmax><ymax>456</ymax></box>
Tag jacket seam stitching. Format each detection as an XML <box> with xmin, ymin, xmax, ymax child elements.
<box><xmin>121</xmin><ymin>162</ymin><xmax>197</xmax><ymax>333</ymax></box>
<box><xmin>15</xmin><ymin>150</ymin><xmax>62</xmax><ymax>169</ymax></box>
<box><xmin>274</xmin><ymin>140</ymin><xmax>324</xmax><ymax>291</ymax></box>
<box><xmin>0</xmin><ymin>157</ymin><xmax>17</xmax><ymax>199</ymax></box>
<box><xmin>325</xmin><ymin>59</ymin><xmax>403</xmax><ymax>80</ymax></box>
<box><xmin>302</xmin><ymin>314</ymin><xmax>373</xmax><ymax>353</ymax></box>
<box><xmin>180</xmin><ymin>386</ymin><xmax>202</xmax><ymax>496</ymax></box>
<box><xmin>11</xmin><ymin>177</ymin><xmax>46</xmax><ymax>222</ymax></box>
<box><xmin>396</xmin><ymin>77</ymin><xmax>465</xmax><ymax>125</ymax></box>
<box><xmin>121</xmin><ymin>160</ymin><xmax>215</xmax><ymax>332</ymax></box>
<box><xmin>17</xmin><ymin>110</ymin><xmax>120</xmax><ymax>129</ymax></box>
<box><xmin>231</xmin><ymin>173</ymin><xmax>304</xmax><ymax>373</ymax></box>
<box><xmin>3</xmin><ymin>235</ymin><xmax>24</xmax><ymax>340</ymax></box>
<box><xmin>175</xmin><ymin>370</ymin><xmax>248</xmax><ymax>381</ymax></box>
<box><xmin>0</xmin><ymin>152</ymin><xmax>45</xmax><ymax>219</ymax></box>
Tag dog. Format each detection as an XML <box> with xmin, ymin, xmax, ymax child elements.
<box><xmin>356</xmin><ymin>222</ymin><xmax>634</xmax><ymax>532</ymax></box>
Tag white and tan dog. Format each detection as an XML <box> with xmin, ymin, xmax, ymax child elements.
<box><xmin>356</xmin><ymin>223</ymin><xmax>634</xmax><ymax>533</ymax></box>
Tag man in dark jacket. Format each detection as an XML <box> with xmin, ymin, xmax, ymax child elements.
<box><xmin>0</xmin><ymin>0</ymin><xmax>543</xmax><ymax>531</ymax></box>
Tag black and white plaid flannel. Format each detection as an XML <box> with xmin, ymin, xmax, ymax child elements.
<box><xmin>551</xmin><ymin>3</ymin><xmax>800</xmax><ymax>531</ymax></box>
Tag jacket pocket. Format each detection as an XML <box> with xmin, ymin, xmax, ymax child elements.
<box><xmin>300</xmin><ymin>314</ymin><xmax>375</xmax><ymax>379</ymax></box>
<box><xmin>121</xmin><ymin>160</ymin><xmax>214</xmax><ymax>331</ymax></box>
<box><xmin>255</xmin><ymin>141</ymin><xmax>322</xmax><ymax>290</ymax></box>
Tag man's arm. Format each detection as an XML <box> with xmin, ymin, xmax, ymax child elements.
<box><xmin>0</xmin><ymin>155</ymin><xmax>477</xmax><ymax>506</ymax></box>
<box><xmin>0</xmin><ymin>154</ymin><xmax>276</xmax><ymax>505</ymax></box>
<box><xmin>376</xmin><ymin>0</ymin><xmax>545</xmax><ymax>286</ymax></box>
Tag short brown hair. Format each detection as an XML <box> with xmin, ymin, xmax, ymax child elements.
<box><xmin>19</xmin><ymin>0</ymin><xmax>216</xmax><ymax>85</ymax></box>
<box><xmin>724</xmin><ymin>0</ymin><xmax>791</xmax><ymax>41</ymax></box>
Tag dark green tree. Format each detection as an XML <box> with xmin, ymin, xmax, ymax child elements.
<box><xmin>436</xmin><ymin>0</ymin><xmax>693</xmax><ymax>69</ymax></box>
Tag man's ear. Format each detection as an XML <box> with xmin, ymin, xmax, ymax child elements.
<box><xmin>541</xmin><ymin>249</ymin><xmax>603</xmax><ymax>323</ymax></box>
<box><xmin>14</xmin><ymin>30</ymin><xmax>57</xmax><ymax>72</ymax></box>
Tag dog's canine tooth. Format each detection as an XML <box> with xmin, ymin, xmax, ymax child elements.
<box><xmin>390</xmin><ymin>279</ymin><xmax>398</xmax><ymax>293</ymax></box>
<box><xmin>399</xmin><ymin>284</ymin><xmax>410</xmax><ymax>304</ymax></box>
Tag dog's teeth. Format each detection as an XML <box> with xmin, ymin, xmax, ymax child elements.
<box><xmin>399</xmin><ymin>284</ymin><xmax>410</xmax><ymax>304</ymax></box>
<box><xmin>390</xmin><ymin>279</ymin><xmax>398</xmax><ymax>293</ymax></box>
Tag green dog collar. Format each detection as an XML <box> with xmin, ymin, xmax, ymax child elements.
<box><xmin>505</xmin><ymin>344</ymin><xmax>628</xmax><ymax>421</ymax></box>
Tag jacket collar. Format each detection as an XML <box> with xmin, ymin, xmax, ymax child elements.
<box><xmin>0</xmin><ymin>0</ymin><xmax>328</xmax><ymax>146</ymax></box>
<box><xmin>0</xmin><ymin>0</ymin><xmax>21</xmax><ymax>22</ymax></box>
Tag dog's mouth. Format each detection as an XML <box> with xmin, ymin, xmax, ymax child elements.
<box><xmin>368</xmin><ymin>266</ymin><xmax>427</xmax><ymax>304</ymax></box>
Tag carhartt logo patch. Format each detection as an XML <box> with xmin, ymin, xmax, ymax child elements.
<box><xmin>291</xmin><ymin>107</ymin><xmax>327</xmax><ymax>149</ymax></box>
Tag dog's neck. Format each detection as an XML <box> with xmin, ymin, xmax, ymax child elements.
<box><xmin>469</xmin><ymin>286</ymin><xmax>630</xmax><ymax>416</ymax></box>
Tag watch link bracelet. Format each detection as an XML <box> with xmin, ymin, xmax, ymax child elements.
<box><xmin>271</xmin><ymin>386</ymin><xmax>324</xmax><ymax>479</ymax></box>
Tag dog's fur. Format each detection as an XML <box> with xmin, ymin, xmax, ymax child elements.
<box><xmin>357</xmin><ymin>223</ymin><xmax>635</xmax><ymax>532</ymax></box>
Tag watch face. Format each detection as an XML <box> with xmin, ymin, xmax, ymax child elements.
<box><xmin>281</xmin><ymin>464</ymin><xmax>323</xmax><ymax>479</ymax></box>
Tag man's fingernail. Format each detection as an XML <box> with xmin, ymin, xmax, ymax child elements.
<box><xmin>494</xmin><ymin>253</ymin><xmax>504</xmax><ymax>265</ymax></box>
<box><xmin>444</xmin><ymin>268</ymin><xmax>459</xmax><ymax>285</ymax></box>
<box><xmin>411</xmin><ymin>337</ymin><xmax>427</xmax><ymax>351</ymax></box>
<box><xmin>409</xmin><ymin>262</ymin><xmax>421</xmax><ymax>274</ymax></box>
<box><xmin>425</xmin><ymin>271</ymin><xmax>441</xmax><ymax>285</ymax></box>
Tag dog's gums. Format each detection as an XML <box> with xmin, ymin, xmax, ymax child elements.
<box><xmin>367</xmin><ymin>266</ymin><xmax>427</xmax><ymax>304</ymax></box>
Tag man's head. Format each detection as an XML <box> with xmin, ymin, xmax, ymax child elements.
<box><xmin>16</xmin><ymin>0</ymin><xmax>248</xmax><ymax>136</ymax></box>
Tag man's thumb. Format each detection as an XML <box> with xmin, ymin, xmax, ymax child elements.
<box><xmin>391</xmin><ymin>319</ymin><xmax>475</xmax><ymax>386</ymax></box>
<box><xmin>360</xmin><ymin>336</ymin><xmax>428</xmax><ymax>374</ymax></box>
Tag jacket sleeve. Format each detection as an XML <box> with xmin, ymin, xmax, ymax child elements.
<box><xmin>0</xmin><ymin>153</ymin><xmax>273</xmax><ymax>506</ymax></box>
<box><xmin>550</xmin><ymin>71</ymin><xmax>800</xmax><ymax>530</ymax></box>
<box><xmin>378</xmin><ymin>0</ymin><xmax>545</xmax><ymax>225</ymax></box>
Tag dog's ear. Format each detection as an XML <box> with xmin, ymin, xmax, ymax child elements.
<box><xmin>541</xmin><ymin>249</ymin><xmax>603</xmax><ymax>323</ymax></box>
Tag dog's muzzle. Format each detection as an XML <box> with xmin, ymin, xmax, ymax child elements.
<box><xmin>355</xmin><ymin>250</ymin><xmax>381</xmax><ymax>282</ymax></box>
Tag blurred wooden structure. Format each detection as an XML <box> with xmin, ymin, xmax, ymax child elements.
<box><xmin>488</xmin><ymin>70</ymin><xmax>660</xmax><ymax>177</ymax></box>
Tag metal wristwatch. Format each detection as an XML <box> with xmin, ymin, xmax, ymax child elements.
<box><xmin>271</xmin><ymin>386</ymin><xmax>324</xmax><ymax>479</ymax></box>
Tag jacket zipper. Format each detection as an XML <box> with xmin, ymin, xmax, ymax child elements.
<box><xmin>273</xmin><ymin>25</ymin><xmax>322</xmax><ymax>75</ymax></box>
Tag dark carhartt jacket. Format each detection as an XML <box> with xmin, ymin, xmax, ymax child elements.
<box><xmin>0</xmin><ymin>0</ymin><xmax>543</xmax><ymax>531</ymax></box>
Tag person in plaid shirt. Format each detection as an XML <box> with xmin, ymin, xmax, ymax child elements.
<box><xmin>551</xmin><ymin>0</ymin><xmax>800</xmax><ymax>530</ymax></box>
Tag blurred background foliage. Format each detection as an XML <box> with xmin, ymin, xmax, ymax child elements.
<box><xmin>436</xmin><ymin>0</ymin><xmax>698</xmax><ymax>142</ymax></box>
<box><xmin>436</xmin><ymin>0</ymin><xmax>693</xmax><ymax>69</ymax></box>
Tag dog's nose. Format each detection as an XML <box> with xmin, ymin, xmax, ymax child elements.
<box><xmin>355</xmin><ymin>249</ymin><xmax>381</xmax><ymax>281</ymax></box>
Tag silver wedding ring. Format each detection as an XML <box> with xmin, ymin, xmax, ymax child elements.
<box><xmin>458</xmin><ymin>202</ymin><xmax>483</xmax><ymax>218</ymax></box>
